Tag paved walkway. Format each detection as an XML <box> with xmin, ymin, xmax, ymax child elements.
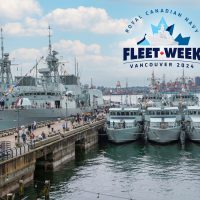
<box><xmin>0</xmin><ymin>113</ymin><xmax>106</xmax><ymax>149</ymax></box>
<box><xmin>0</xmin><ymin>119</ymin><xmax>83</xmax><ymax>149</ymax></box>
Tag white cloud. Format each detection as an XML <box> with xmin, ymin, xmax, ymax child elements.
<box><xmin>10</xmin><ymin>40</ymin><xmax>101</xmax><ymax>62</ymax></box>
<box><xmin>119</xmin><ymin>38</ymin><xmax>138</xmax><ymax>48</ymax></box>
<box><xmin>2</xmin><ymin>6</ymin><xmax>128</xmax><ymax>36</ymax></box>
<box><xmin>3</xmin><ymin>21</ymin><xmax>48</xmax><ymax>36</ymax></box>
<box><xmin>53</xmin><ymin>40</ymin><xmax>101</xmax><ymax>56</ymax></box>
<box><xmin>9</xmin><ymin>40</ymin><xmax>101</xmax><ymax>75</ymax></box>
<box><xmin>40</xmin><ymin>6</ymin><xmax>127</xmax><ymax>35</ymax></box>
<box><xmin>10</xmin><ymin>48</ymin><xmax>41</xmax><ymax>62</ymax></box>
<box><xmin>0</xmin><ymin>0</ymin><xmax>41</xmax><ymax>20</ymax></box>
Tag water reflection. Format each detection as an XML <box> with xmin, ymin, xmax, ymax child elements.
<box><xmin>21</xmin><ymin>142</ymin><xmax>200</xmax><ymax>200</ymax></box>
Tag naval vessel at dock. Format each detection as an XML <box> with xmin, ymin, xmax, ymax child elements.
<box><xmin>0</xmin><ymin>27</ymin><xmax>103</xmax><ymax>130</ymax></box>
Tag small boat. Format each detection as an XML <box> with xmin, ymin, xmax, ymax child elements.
<box><xmin>106</xmin><ymin>107</ymin><xmax>143</xmax><ymax>143</ymax></box>
<box><xmin>185</xmin><ymin>106</ymin><xmax>200</xmax><ymax>142</ymax></box>
<box><xmin>144</xmin><ymin>106</ymin><xmax>181</xmax><ymax>143</ymax></box>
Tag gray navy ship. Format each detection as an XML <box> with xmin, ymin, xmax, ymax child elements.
<box><xmin>0</xmin><ymin>27</ymin><xmax>103</xmax><ymax>130</ymax></box>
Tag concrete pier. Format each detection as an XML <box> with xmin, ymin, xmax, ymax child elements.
<box><xmin>0</xmin><ymin>118</ymin><xmax>105</xmax><ymax>198</ymax></box>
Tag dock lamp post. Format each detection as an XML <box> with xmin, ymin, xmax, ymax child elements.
<box><xmin>17</xmin><ymin>106</ymin><xmax>20</xmax><ymax>145</ymax></box>
<box><xmin>65</xmin><ymin>99</ymin><xmax>67</xmax><ymax>119</ymax></box>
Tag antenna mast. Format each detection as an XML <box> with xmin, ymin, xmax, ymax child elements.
<box><xmin>48</xmin><ymin>25</ymin><xmax>52</xmax><ymax>55</ymax></box>
<box><xmin>1</xmin><ymin>28</ymin><xmax>4</xmax><ymax>59</ymax></box>
<box><xmin>74</xmin><ymin>57</ymin><xmax>77</xmax><ymax>76</ymax></box>
<box><xmin>76</xmin><ymin>59</ymin><xmax>79</xmax><ymax>77</ymax></box>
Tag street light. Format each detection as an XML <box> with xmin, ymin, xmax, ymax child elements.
<box><xmin>14</xmin><ymin>105</ymin><xmax>20</xmax><ymax>145</ymax></box>
<box><xmin>65</xmin><ymin>100</ymin><xmax>67</xmax><ymax>119</ymax></box>
<box><xmin>17</xmin><ymin>106</ymin><xmax>20</xmax><ymax>144</ymax></box>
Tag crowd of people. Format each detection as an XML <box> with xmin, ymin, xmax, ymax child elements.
<box><xmin>15</xmin><ymin>109</ymin><xmax>106</xmax><ymax>146</ymax></box>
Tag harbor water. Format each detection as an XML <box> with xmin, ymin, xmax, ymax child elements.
<box><xmin>9</xmin><ymin>95</ymin><xmax>200</xmax><ymax>199</ymax></box>
<box><xmin>21</xmin><ymin>141</ymin><xmax>200</xmax><ymax>200</ymax></box>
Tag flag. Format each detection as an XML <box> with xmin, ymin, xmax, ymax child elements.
<box><xmin>16</xmin><ymin>97</ymin><xmax>23</xmax><ymax>107</ymax></box>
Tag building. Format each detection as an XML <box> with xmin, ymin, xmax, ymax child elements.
<box><xmin>195</xmin><ymin>77</ymin><xmax>200</xmax><ymax>86</ymax></box>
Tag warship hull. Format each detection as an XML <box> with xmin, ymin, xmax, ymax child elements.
<box><xmin>0</xmin><ymin>107</ymin><xmax>91</xmax><ymax>130</ymax></box>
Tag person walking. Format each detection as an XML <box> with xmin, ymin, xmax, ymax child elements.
<box><xmin>33</xmin><ymin>121</ymin><xmax>37</xmax><ymax>130</ymax></box>
<box><xmin>21</xmin><ymin>131</ymin><xmax>27</xmax><ymax>144</ymax></box>
<box><xmin>30</xmin><ymin>132</ymin><xmax>35</xmax><ymax>146</ymax></box>
<box><xmin>41</xmin><ymin>131</ymin><xmax>46</xmax><ymax>139</ymax></box>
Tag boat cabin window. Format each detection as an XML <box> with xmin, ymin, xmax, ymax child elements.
<box><xmin>110</xmin><ymin>112</ymin><xmax>116</xmax><ymax>116</ymax></box>
<box><xmin>121</xmin><ymin>112</ymin><xmax>125</xmax><ymax>116</ymax></box>
<box><xmin>148</xmin><ymin>111</ymin><xmax>153</xmax><ymax>115</ymax></box>
<box><xmin>150</xmin><ymin>121</ymin><xmax>177</xmax><ymax>128</ymax></box>
<box><xmin>111</xmin><ymin>121</ymin><xmax>136</xmax><ymax>129</ymax></box>
<box><xmin>188</xmin><ymin>110</ymin><xmax>199</xmax><ymax>115</ymax></box>
<box><xmin>171</xmin><ymin>110</ymin><xmax>178</xmax><ymax>115</ymax></box>
<box><xmin>193</xmin><ymin>122</ymin><xmax>200</xmax><ymax>128</ymax></box>
<box><xmin>117</xmin><ymin>112</ymin><xmax>120</xmax><ymax>115</ymax></box>
<box><xmin>189</xmin><ymin>111</ymin><xmax>194</xmax><ymax>115</ymax></box>
<box><xmin>157</xmin><ymin>111</ymin><xmax>161</xmax><ymax>115</ymax></box>
<box><xmin>150</xmin><ymin>122</ymin><xmax>160</xmax><ymax>127</ymax></box>
<box><xmin>125</xmin><ymin>112</ymin><xmax>129</xmax><ymax>116</ymax></box>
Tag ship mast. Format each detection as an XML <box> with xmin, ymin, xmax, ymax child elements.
<box><xmin>0</xmin><ymin>28</ymin><xmax>13</xmax><ymax>87</ymax></box>
<box><xmin>48</xmin><ymin>25</ymin><xmax>52</xmax><ymax>55</ymax></box>
<box><xmin>1</xmin><ymin>28</ymin><xmax>4</xmax><ymax>59</ymax></box>
<box><xmin>148</xmin><ymin>70</ymin><xmax>160</xmax><ymax>94</ymax></box>
<box><xmin>74</xmin><ymin>57</ymin><xmax>77</xmax><ymax>76</ymax></box>
<box><xmin>0</xmin><ymin>28</ymin><xmax>3</xmax><ymax>85</ymax></box>
<box><xmin>76</xmin><ymin>60</ymin><xmax>79</xmax><ymax>78</ymax></box>
<box><xmin>44</xmin><ymin>26</ymin><xmax>60</xmax><ymax>84</ymax></box>
<box><xmin>125</xmin><ymin>79</ymin><xmax>128</xmax><ymax>106</ymax></box>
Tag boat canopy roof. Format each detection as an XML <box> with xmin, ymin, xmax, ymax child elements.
<box><xmin>110</xmin><ymin>119</ymin><xmax>135</xmax><ymax>123</ymax></box>
<box><xmin>190</xmin><ymin>116</ymin><xmax>200</xmax><ymax>122</ymax></box>
<box><xmin>163</xmin><ymin>107</ymin><xmax>179</xmax><ymax>110</ymax></box>
<box><xmin>150</xmin><ymin>118</ymin><xmax>176</xmax><ymax>123</ymax></box>
<box><xmin>109</xmin><ymin>107</ymin><xmax>139</xmax><ymax>112</ymax></box>
<box><xmin>147</xmin><ymin>107</ymin><xmax>179</xmax><ymax>111</ymax></box>
<box><xmin>147</xmin><ymin>107</ymin><xmax>161</xmax><ymax>111</ymax></box>
<box><xmin>187</xmin><ymin>106</ymin><xmax>200</xmax><ymax>110</ymax></box>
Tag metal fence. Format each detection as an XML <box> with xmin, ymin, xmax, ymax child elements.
<box><xmin>0</xmin><ymin>143</ymin><xmax>32</xmax><ymax>162</ymax></box>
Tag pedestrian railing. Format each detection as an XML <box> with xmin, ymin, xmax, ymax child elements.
<box><xmin>0</xmin><ymin>143</ymin><xmax>33</xmax><ymax>162</ymax></box>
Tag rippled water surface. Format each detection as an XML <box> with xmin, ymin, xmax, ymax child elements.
<box><xmin>22</xmin><ymin>141</ymin><xmax>200</xmax><ymax>200</ymax></box>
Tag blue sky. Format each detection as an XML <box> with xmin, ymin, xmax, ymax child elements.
<box><xmin>1</xmin><ymin>0</ymin><xmax>200</xmax><ymax>87</ymax></box>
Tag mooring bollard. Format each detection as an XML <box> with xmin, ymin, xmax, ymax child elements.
<box><xmin>43</xmin><ymin>180</ymin><xmax>50</xmax><ymax>200</ymax></box>
<box><xmin>19</xmin><ymin>180</ymin><xmax>24</xmax><ymax>199</ymax></box>
<box><xmin>6</xmin><ymin>193</ymin><xmax>15</xmax><ymax>200</ymax></box>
